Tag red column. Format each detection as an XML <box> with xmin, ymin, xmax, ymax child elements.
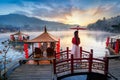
<box><xmin>38</xmin><ymin>43</ymin><xmax>41</xmax><ymax>48</ymax></box>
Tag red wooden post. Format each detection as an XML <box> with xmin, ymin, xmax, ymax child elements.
<box><xmin>80</xmin><ymin>47</ymin><xmax>82</xmax><ymax>59</ymax></box>
<box><xmin>104</xmin><ymin>56</ymin><xmax>109</xmax><ymax>76</ymax></box>
<box><xmin>71</xmin><ymin>54</ymin><xmax>74</xmax><ymax>74</ymax></box>
<box><xmin>53</xmin><ymin>59</ymin><xmax>56</xmax><ymax>74</ymax></box>
<box><xmin>67</xmin><ymin>47</ymin><xmax>69</xmax><ymax>59</ymax></box>
<box><xmin>89</xmin><ymin>49</ymin><xmax>93</xmax><ymax>73</ymax></box>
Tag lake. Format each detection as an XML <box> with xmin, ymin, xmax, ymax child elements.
<box><xmin>0</xmin><ymin>30</ymin><xmax>116</xmax><ymax>72</ymax></box>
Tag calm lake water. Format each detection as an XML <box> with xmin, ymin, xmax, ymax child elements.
<box><xmin>0</xmin><ymin>30</ymin><xmax>116</xmax><ymax>73</ymax></box>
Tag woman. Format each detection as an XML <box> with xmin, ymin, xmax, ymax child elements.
<box><xmin>71</xmin><ymin>30</ymin><xmax>80</xmax><ymax>58</ymax></box>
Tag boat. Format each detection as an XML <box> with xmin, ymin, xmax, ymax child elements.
<box><xmin>9</xmin><ymin>30</ymin><xmax>30</xmax><ymax>51</ymax></box>
<box><xmin>106</xmin><ymin>36</ymin><xmax>120</xmax><ymax>55</ymax></box>
<box><xmin>9</xmin><ymin>30</ymin><xmax>30</xmax><ymax>42</ymax></box>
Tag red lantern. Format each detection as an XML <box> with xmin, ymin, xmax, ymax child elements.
<box><xmin>24</xmin><ymin>44</ymin><xmax>29</xmax><ymax>59</ymax></box>
<box><xmin>106</xmin><ymin>37</ymin><xmax>110</xmax><ymax>47</ymax></box>
<box><xmin>56</xmin><ymin>39</ymin><xmax>60</xmax><ymax>59</ymax></box>
<box><xmin>115</xmin><ymin>39</ymin><xmax>119</xmax><ymax>54</ymax></box>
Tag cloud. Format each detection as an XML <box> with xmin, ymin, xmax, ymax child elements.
<box><xmin>1</xmin><ymin>0</ymin><xmax>120</xmax><ymax>26</ymax></box>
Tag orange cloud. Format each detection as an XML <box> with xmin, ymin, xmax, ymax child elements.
<box><xmin>36</xmin><ymin>4</ymin><xmax>119</xmax><ymax>26</ymax></box>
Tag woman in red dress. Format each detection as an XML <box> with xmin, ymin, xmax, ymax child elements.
<box><xmin>71</xmin><ymin>30</ymin><xmax>80</xmax><ymax>58</ymax></box>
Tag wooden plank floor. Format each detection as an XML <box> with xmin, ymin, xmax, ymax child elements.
<box><xmin>7</xmin><ymin>58</ymin><xmax>120</xmax><ymax>80</ymax></box>
<box><xmin>8</xmin><ymin>64</ymin><xmax>53</xmax><ymax>80</ymax></box>
<box><xmin>108</xmin><ymin>59</ymin><xmax>120</xmax><ymax>80</ymax></box>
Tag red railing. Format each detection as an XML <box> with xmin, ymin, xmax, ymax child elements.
<box><xmin>53</xmin><ymin>47</ymin><xmax>108</xmax><ymax>77</ymax></box>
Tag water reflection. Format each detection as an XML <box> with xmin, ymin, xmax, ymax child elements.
<box><xmin>62</xmin><ymin>75</ymin><xmax>87</xmax><ymax>80</ymax></box>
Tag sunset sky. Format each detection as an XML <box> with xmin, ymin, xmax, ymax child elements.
<box><xmin>0</xmin><ymin>0</ymin><xmax>120</xmax><ymax>26</ymax></box>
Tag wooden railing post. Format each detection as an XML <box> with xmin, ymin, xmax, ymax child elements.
<box><xmin>71</xmin><ymin>54</ymin><xmax>74</xmax><ymax>74</ymax></box>
<box><xmin>67</xmin><ymin>47</ymin><xmax>69</xmax><ymax>59</ymax></box>
<box><xmin>80</xmin><ymin>47</ymin><xmax>82</xmax><ymax>59</ymax></box>
<box><xmin>104</xmin><ymin>56</ymin><xmax>109</xmax><ymax>76</ymax></box>
<box><xmin>89</xmin><ymin>49</ymin><xmax>93</xmax><ymax>73</ymax></box>
<box><xmin>53</xmin><ymin>59</ymin><xmax>56</xmax><ymax>74</ymax></box>
<box><xmin>55</xmin><ymin>52</ymin><xmax>56</xmax><ymax>59</ymax></box>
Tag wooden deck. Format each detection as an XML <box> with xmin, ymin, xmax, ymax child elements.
<box><xmin>8</xmin><ymin>64</ymin><xmax>53</xmax><ymax>80</ymax></box>
<box><xmin>108</xmin><ymin>59</ymin><xmax>120</xmax><ymax>80</ymax></box>
<box><xmin>7</xmin><ymin>59</ymin><xmax>120</xmax><ymax>80</ymax></box>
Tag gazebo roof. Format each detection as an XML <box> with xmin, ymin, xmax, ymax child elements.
<box><xmin>27</xmin><ymin>27</ymin><xmax>58</xmax><ymax>43</ymax></box>
<box><xmin>11</xmin><ymin>30</ymin><xmax>28</xmax><ymax>36</ymax></box>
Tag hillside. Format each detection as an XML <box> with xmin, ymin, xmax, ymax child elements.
<box><xmin>0</xmin><ymin>14</ymin><xmax>72</xmax><ymax>32</ymax></box>
<box><xmin>87</xmin><ymin>16</ymin><xmax>120</xmax><ymax>33</ymax></box>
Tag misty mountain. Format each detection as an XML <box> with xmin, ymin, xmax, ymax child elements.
<box><xmin>87</xmin><ymin>16</ymin><xmax>120</xmax><ymax>33</ymax></box>
<box><xmin>0</xmin><ymin>14</ymin><xmax>72</xmax><ymax>32</ymax></box>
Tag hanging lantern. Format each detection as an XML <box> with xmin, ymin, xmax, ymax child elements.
<box><xmin>106</xmin><ymin>37</ymin><xmax>110</xmax><ymax>47</ymax></box>
<box><xmin>115</xmin><ymin>39</ymin><xmax>119</xmax><ymax>54</ymax></box>
<box><xmin>24</xmin><ymin>44</ymin><xmax>29</xmax><ymax>59</ymax></box>
<box><xmin>56</xmin><ymin>39</ymin><xmax>60</xmax><ymax>59</ymax></box>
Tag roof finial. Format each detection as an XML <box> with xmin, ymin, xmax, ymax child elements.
<box><xmin>44</xmin><ymin>25</ymin><xmax>47</xmax><ymax>33</ymax></box>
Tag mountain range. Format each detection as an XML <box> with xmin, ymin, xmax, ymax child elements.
<box><xmin>0</xmin><ymin>14</ymin><xmax>73</xmax><ymax>32</ymax></box>
<box><xmin>0</xmin><ymin>14</ymin><xmax>120</xmax><ymax>33</ymax></box>
<box><xmin>87</xmin><ymin>16</ymin><xmax>120</xmax><ymax>33</ymax></box>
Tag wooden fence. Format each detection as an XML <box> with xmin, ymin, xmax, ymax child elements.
<box><xmin>54</xmin><ymin>47</ymin><xmax>108</xmax><ymax>78</ymax></box>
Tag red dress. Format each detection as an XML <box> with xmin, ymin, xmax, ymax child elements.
<box><xmin>71</xmin><ymin>37</ymin><xmax>80</xmax><ymax>58</ymax></box>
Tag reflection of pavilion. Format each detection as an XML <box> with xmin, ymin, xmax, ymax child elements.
<box><xmin>26</xmin><ymin>27</ymin><xmax>59</xmax><ymax>64</ymax></box>
<box><xmin>10</xmin><ymin>30</ymin><xmax>29</xmax><ymax>42</ymax></box>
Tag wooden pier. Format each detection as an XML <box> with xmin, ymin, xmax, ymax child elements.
<box><xmin>8</xmin><ymin>64</ymin><xmax>53</xmax><ymax>80</ymax></box>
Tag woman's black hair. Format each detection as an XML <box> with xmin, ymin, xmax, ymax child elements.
<box><xmin>74</xmin><ymin>30</ymin><xmax>78</xmax><ymax>37</ymax></box>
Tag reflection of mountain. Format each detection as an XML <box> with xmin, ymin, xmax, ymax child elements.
<box><xmin>0</xmin><ymin>14</ymin><xmax>73</xmax><ymax>32</ymax></box>
<box><xmin>87</xmin><ymin>16</ymin><xmax>120</xmax><ymax>33</ymax></box>
<box><xmin>85</xmin><ymin>31</ymin><xmax>115</xmax><ymax>42</ymax></box>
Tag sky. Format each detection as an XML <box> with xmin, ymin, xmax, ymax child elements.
<box><xmin>0</xmin><ymin>0</ymin><xmax>120</xmax><ymax>26</ymax></box>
